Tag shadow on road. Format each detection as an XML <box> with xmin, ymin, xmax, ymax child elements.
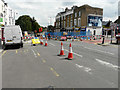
<box><xmin>111</xmin><ymin>43</ymin><xmax>120</xmax><ymax>45</ymax></box>
<box><xmin>4</xmin><ymin>46</ymin><xmax>21</xmax><ymax>50</ymax></box>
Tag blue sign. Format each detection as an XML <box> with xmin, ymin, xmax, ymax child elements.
<box><xmin>88</xmin><ymin>16</ymin><xmax>102</xmax><ymax>27</ymax></box>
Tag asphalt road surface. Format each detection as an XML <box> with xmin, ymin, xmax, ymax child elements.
<box><xmin>1</xmin><ymin>40</ymin><xmax>119</xmax><ymax>88</ymax></box>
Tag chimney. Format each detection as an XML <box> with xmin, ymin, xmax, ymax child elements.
<box><xmin>65</xmin><ymin>7</ymin><xmax>68</xmax><ymax>11</ymax></box>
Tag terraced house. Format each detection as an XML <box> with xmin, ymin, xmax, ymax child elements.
<box><xmin>0</xmin><ymin>0</ymin><xmax>16</xmax><ymax>27</ymax></box>
<box><xmin>55</xmin><ymin>4</ymin><xmax>103</xmax><ymax>35</ymax></box>
<box><xmin>0</xmin><ymin>0</ymin><xmax>17</xmax><ymax>44</ymax></box>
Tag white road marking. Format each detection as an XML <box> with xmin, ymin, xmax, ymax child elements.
<box><xmin>31</xmin><ymin>49</ymin><xmax>37</xmax><ymax>58</ymax></box>
<box><xmin>49</xmin><ymin>43</ymin><xmax>56</xmax><ymax>46</ymax></box>
<box><xmin>75</xmin><ymin>64</ymin><xmax>92</xmax><ymax>74</ymax></box>
<box><xmin>84</xmin><ymin>47</ymin><xmax>114</xmax><ymax>55</ymax></box>
<box><xmin>96</xmin><ymin>59</ymin><xmax>119</xmax><ymax>71</ymax></box>
<box><xmin>64</xmin><ymin>49</ymin><xmax>83</xmax><ymax>58</ymax></box>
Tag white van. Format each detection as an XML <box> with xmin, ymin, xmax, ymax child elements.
<box><xmin>2</xmin><ymin>25</ymin><xmax>23</xmax><ymax>49</ymax></box>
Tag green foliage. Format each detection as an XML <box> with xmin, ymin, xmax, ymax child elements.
<box><xmin>15</xmin><ymin>15</ymin><xmax>40</xmax><ymax>32</ymax></box>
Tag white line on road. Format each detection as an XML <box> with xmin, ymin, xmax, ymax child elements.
<box><xmin>75</xmin><ymin>64</ymin><xmax>92</xmax><ymax>74</ymax></box>
<box><xmin>96</xmin><ymin>59</ymin><xmax>119</xmax><ymax>71</ymax></box>
<box><xmin>84</xmin><ymin>47</ymin><xmax>114</xmax><ymax>55</ymax></box>
<box><xmin>31</xmin><ymin>49</ymin><xmax>37</xmax><ymax>58</ymax></box>
<box><xmin>64</xmin><ymin>49</ymin><xmax>83</xmax><ymax>58</ymax></box>
<box><xmin>49</xmin><ymin>43</ymin><xmax>56</xmax><ymax>46</ymax></box>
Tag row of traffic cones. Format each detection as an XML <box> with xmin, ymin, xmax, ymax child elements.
<box><xmin>59</xmin><ymin>42</ymin><xmax>73</xmax><ymax>60</ymax></box>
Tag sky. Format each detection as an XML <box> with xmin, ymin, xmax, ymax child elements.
<box><xmin>5</xmin><ymin>0</ymin><xmax>119</xmax><ymax>27</ymax></box>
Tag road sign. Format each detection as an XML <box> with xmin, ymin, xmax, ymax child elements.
<box><xmin>0</xmin><ymin>18</ymin><xmax>3</xmax><ymax>22</ymax></box>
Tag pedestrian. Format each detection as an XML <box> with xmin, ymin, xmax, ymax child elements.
<box><xmin>48</xmin><ymin>33</ymin><xmax>51</xmax><ymax>40</ymax></box>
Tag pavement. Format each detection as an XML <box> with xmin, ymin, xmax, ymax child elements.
<box><xmin>1</xmin><ymin>39</ymin><xmax>119</xmax><ymax>88</ymax></box>
<box><xmin>75</xmin><ymin>37</ymin><xmax>118</xmax><ymax>48</ymax></box>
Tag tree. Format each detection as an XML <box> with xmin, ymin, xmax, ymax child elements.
<box><xmin>15</xmin><ymin>15</ymin><xmax>40</xmax><ymax>32</ymax></box>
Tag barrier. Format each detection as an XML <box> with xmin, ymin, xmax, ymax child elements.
<box><xmin>45</xmin><ymin>32</ymin><xmax>102</xmax><ymax>41</ymax></box>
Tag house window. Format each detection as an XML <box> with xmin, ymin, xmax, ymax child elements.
<box><xmin>64</xmin><ymin>21</ymin><xmax>65</xmax><ymax>28</ymax></box>
<box><xmin>78</xmin><ymin>18</ymin><xmax>81</xmax><ymax>27</ymax></box>
<box><xmin>79</xmin><ymin>11</ymin><xmax>81</xmax><ymax>17</ymax></box>
<box><xmin>67</xmin><ymin>16</ymin><xmax>69</xmax><ymax>27</ymax></box>
<box><xmin>74</xmin><ymin>19</ymin><xmax>76</xmax><ymax>26</ymax></box>
<box><xmin>71</xmin><ymin>21</ymin><xmax>72</xmax><ymax>27</ymax></box>
<box><xmin>71</xmin><ymin>15</ymin><xmax>73</xmax><ymax>21</ymax></box>
<box><xmin>75</xmin><ymin>12</ymin><xmax>77</xmax><ymax>17</ymax></box>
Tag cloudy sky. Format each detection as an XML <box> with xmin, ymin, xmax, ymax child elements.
<box><xmin>5</xmin><ymin>0</ymin><xmax>119</xmax><ymax>27</ymax></box>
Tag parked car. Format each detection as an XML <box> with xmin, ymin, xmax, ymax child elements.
<box><xmin>2</xmin><ymin>25</ymin><xmax>23</xmax><ymax>49</ymax></box>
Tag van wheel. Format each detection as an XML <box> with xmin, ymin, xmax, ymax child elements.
<box><xmin>21</xmin><ymin>43</ymin><xmax>23</xmax><ymax>48</ymax></box>
<box><xmin>116</xmin><ymin>40</ymin><xmax>118</xmax><ymax>44</ymax></box>
<box><xmin>2</xmin><ymin>44</ymin><xmax>6</xmax><ymax>50</ymax></box>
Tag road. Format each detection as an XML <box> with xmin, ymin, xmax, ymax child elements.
<box><xmin>1</xmin><ymin>40</ymin><xmax>119</xmax><ymax>88</ymax></box>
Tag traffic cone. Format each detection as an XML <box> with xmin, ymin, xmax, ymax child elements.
<box><xmin>41</xmin><ymin>39</ymin><xmax>44</xmax><ymax>45</ymax></box>
<box><xmin>80</xmin><ymin>38</ymin><xmax>83</xmax><ymax>41</ymax></box>
<box><xmin>90</xmin><ymin>36</ymin><xmax>92</xmax><ymax>40</ymax></box>
<box><xmin>100</xmin><ymin>36</ymin><xmax>102</xmax><ymax>39</ymax></box>
<box><xmin>68</xmin><ymin>43</ymin><xmax>73</xmax><ymax>60</ymax></box>
<box><xmin>45</xmin><ymin>38</ymin><xmax>48</xmax><ymax>46</ymax></box>
<box><xmin>59</xmin><ymin>42</ymin><xmax>65</xmax><ymax>56</ymax></box>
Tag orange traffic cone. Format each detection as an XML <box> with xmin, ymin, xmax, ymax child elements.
<box><xmin>45</xmin><ymin>38</ymin><xmax>48</xmax><ymax>46</ymax></box>
<box><xmin>68</xmin><ymin>43</ymin><xmax>73</xmax><ymax>60</ymax></box>
<box><xmin>59</xmin><ymin>42</ymin><xmax>65</xmax><ymax>56</ymax></box>
<box><xmin>41</xmin><ymin>39</ymin><xmax>44</xmax><ymax>45</ymax></box>
<box><xmin>80</xmin><ymin>38</ymin><xmax>83</xmax><ymax>41</ymax></box>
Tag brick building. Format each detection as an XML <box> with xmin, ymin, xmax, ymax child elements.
<box><xmin>55</xmin><ymin>4</ymin><xmax>103</xmax><ymax>35</ymax></box>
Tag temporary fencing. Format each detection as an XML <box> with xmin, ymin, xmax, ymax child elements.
<box><xmin>45</xmin><ymin>32</ymin><xmax>102</xmax><ymax>40</ymax></box>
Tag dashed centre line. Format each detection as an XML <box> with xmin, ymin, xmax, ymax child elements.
<box><xmin>16</xmin><ymin>50</ymin><xmax>18</xmax><ymax>54</ymax></box>
<box><xmin>42</xmin><ymin>59</ymin><xmax>46</xmax><ymax>63</ymax></box>
<box><xmin>37</xmin><ymin>53</ymin><xmax>40</xmax><ymax>56</ymax></box>
<box><xmin>50</xmin><ymin>67</ymin><xmax>60</xmax><ymax>77</ymax></box>
<box><xmin>31</xmin><ymin>49</ymin><xmax>37</xmax><ymax>58</ymax></box>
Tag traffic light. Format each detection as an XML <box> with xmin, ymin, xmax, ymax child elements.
<box><xmin>39</xmin><ymin>28</ymin><xmax>41</xmax><ymax>32</ymax></box>
<box><xmin>40</xmin><ymin>27</ymin><xmax>42</xmax><ymax>32</ymax></box>
<box><xmin>39</xmin><ymin>27</ymin><xmax>42</xmax><ymax>32</ymax></box>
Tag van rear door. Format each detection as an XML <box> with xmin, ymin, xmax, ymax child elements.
<box><xmin>12</xmin><ymin>26</ymin><xmax>21</xmax><ymax>44</ymax></box>
<box><xmin>4</xmin><ymin>27</ymin><xmax>13</xmax><ymax>43</ymax></box>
